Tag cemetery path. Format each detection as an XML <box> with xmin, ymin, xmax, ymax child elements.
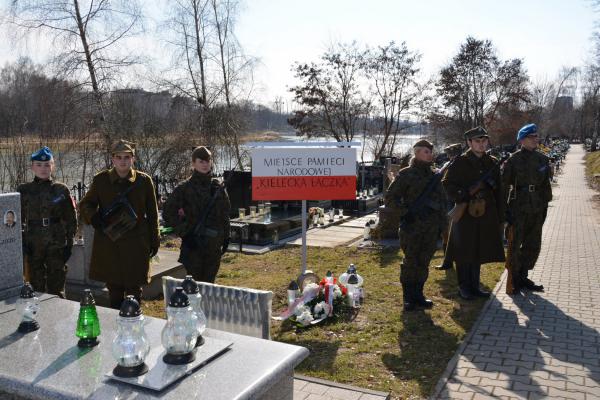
<box><xmin>433</xmin><ymin>144</ymin><xmax>600</xmax><ymax>400</ymax></box>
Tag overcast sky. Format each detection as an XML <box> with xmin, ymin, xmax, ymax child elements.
<box><xmin>0</xmin><ymin>0</ymin><xmax>596</xmax><ymax>106</ymax></box>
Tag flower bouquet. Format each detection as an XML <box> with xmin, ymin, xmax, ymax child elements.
<box><xmin>274</xmin><ymin>273</ymin><xmax>350</xmax><ymax>328</ymax></box>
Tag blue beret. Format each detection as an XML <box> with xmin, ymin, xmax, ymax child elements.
<box><xmin>31</xmin><ymin>146</ymin><xmax>53</xmax><ymax>162</ymax></box>
<box><xmin>517</xmin><ymin>124</ymin><xmax>537</xmax><ymax>141</ymax></box>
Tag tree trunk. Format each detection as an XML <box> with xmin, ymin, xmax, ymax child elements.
<box><xmin>73</xmin><ymin>0</ymin><xmax>110</xmax><ymax>164</ymax></box>
<box><xmin>592</xmin><ymin>106</ymin><xmax>600</xmax><ymax>152</ymax></box>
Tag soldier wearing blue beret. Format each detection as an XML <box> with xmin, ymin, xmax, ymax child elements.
<box><xmin>502</xmin><ymin>123</ymin><xmax>552</xmax><ymax>293</ymax></box>
<box><xmin>17</xmin><ymin>146</ymin><xmax>77</xmax><ymax>298</ymax></box>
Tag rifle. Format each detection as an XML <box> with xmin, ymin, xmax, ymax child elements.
<box><xmin>399</xmin><ymin>159</ymin><xmax>455</xmax><ymax>232</ymax></box>
<box><xmin>504</xmin><ymin>224</ymin><xmax>515</xmax><ymax>294</ymax></box>
<box><xmin>448</xmin><ymin>152</ymin><xmax>510</xmax><ymax>224</ymax></box>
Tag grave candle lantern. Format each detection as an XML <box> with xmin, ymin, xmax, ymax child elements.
<box><xmin>111</xmin><ymin>296</ymin><xmax>150</xmax><ymax>377</ymax></box>
<box><xmin>17</xmin><ymin>282</ymin><xmax>40</xmax><ymax>333</ymax></box>
<box><xmin>75</xmin><ymin>289</ymin><xmax>100</xmax><ymax>348</ymax></box>
<box><xmin>181</xmin><ymin>276</ymin><xmax>207</xmax><ymax>347</ymax></box>
<box><xmin>161</xmin><ymin>287</ymin><xmax>198</xmax><ymax>364</ymax></box>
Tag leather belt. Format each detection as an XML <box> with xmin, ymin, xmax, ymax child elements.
<box><xmin>517</xmin><ymin>185</ymin><xmax>536</xmax><ymax>192</ymax></box>
<box><xmin>27</xmin><ymin>217</ymin><xmax>60</xmax><ymax>227</ymax></box>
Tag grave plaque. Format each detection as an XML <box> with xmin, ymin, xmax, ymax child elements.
<box><xmin>0</xmin><ymin>193</ymin><xmax>23</xmax><ymax>300</ymax></box>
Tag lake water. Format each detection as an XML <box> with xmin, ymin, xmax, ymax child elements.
<box><xmin>0</xmin><ymin>132</ymin><xmax>434</xmax><ymax>194</ymax></box>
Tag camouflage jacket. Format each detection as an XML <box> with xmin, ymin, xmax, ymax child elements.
<box><xmin>384</xmin><ymin>158</ymin><xmax>448</xmax><ymax>232</ymax></box>
<box><xmin>502</xmin><ymin>148</ymin><xmax>552</xmax><ymax>214</ymax></box>
<box><xmin>18</xmin><ymin>177</ymin><xmax>77</xmax><ymax>246</ymax></box>
<box><xmin>162</xmin><ymin>171</ymin><xmax>231</xmax><ymax>244</ymax></box>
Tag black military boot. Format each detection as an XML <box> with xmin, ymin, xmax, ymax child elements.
<box><xmin>456</xmin><ymin>264</ymin><xmax>474</xmax><ymax>300</ymax></box>
<box><xmin>521</xmin><ymin>270</ymin><xmax>544</xmax><ymax>292</ymax></box>
<box><xmin>414</xmin><ymin>283</ymin><xmax>433</xmax><ymax>308</ymax></box>
<box><xmin>435</xmin><ymin>261</ymin><xmax>452</xmax><ymax>271</ymax></box>
<box><xmin>470</xmin><ymin>264</ymin><xmax>491</xmax><ymax>298</ymax></box>
<box><xmin>402</xmin><ymin>284</ymin><xmax>416</xmax><ymax>311</ymax></box>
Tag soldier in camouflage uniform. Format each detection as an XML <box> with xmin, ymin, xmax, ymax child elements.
<box><xmin>384</xmin><ymin>140</ymin><xmax>448</xmax><ymax>311</ymax></box>
<box><xmin>163</xmin><ymin>146</ymin><xmax>231</xmax><ymax>283</ymax></box>
<box><xmin>502</xmin><ymin>123</ymin><xmax>552</xmax><ymax>292</ymax></box>
<box><xmin>18</xmin><ymin>147</ymin><xmax>77</xmax><ymax>298</ymax></box>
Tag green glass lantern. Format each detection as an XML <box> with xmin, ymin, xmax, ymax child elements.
<box><xmin>76</xmin><ymin>289</ymin><xmax>100</xmax><ymax>348</ymax></box>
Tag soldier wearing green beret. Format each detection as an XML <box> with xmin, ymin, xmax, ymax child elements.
<box><xmin>18</xmin><ymin>146</ymin><xmax>77</xmax><ymax>298</ymax></box>
<box><xmin>502</xmin><ymin>123</ymin><xmax>552</xmax><ymax>292</ymax></box>
<box><xmin>162</xmin><ymin>146</ymin><xmax>231</xmax><ymax>283</ymax></box>
<box><xmin>385</xmin><ymin>139</ymin><xmax>448</xmax><ymax>311</ymax></box>
<box><xmin>442</xmin><ymin>127</ymin><xmax>505</xmax><ymax>300</ymax></box>
<box><xmin>79</xmin><ymin>140</ymin><xmax>160</xmax><ymax>309</ymax></box>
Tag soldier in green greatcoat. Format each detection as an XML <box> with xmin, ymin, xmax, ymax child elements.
<box><xmin>18</xmin><ymin>146</ymin><xmax>77</xmax><ymax>298</ymax></box>
<box><xmin>502</xmin><ymin>123</ymin><xmax>552</xmax><ymax>292</ymax></box>
<box><xmin>442</xmin><ymin>127</ymin><xmax>505</xmax><ymax>300</ymax></box>
<box><xmin>79</xmin><ymin>140</ymin><xmax>160</xmax><ymax>309</ymax></box>
<box><xmin>162</xmin><ymin>146</ymin><xmax>231</xmax><ymax>283</ymax></box>
<box><xmin>385</xmin><ymin>140</ymin><xmax>448</xmax><ymax>311</ymax></box>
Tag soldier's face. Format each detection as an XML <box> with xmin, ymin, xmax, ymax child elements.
<box><xmin>5</xmin><ymin>213</ymin><xmax>14</xmax><ymax>226</ymax></box>
<box><xmin>521</xmin><ymin>134</ymin><xmax>539</xmax><ymax>151</ymax></box>
<box><xmin>468</xmin><ymin>137</ymin><xmax>489</xmax><ymax>155</ymax></box>
<box><xmin>192</xmin><ymin>158</ymin><xmax>212</xmax><ymax>174</ymax></box>
<box><xmin>112</xmin><ymin>152</ymin><xmax>135</xmax><ymax>176</ymax></box>
<box><xmin>31</xmin><ymin>160</ymin><xmax>53</xmax><ymax>180</ymax></box>
<box><xmin>414</xmin><ymin>147</ymin><xmax>433</xmax><ymax>163</ymax></box>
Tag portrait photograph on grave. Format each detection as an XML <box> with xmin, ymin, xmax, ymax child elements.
<box><xmin>3</xmin><ymin>210</ymin><xmax>16</xmax><ymax>228</ymax></box>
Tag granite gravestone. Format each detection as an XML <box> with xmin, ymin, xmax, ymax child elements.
<box><xmin>0</xmin><ymin>193</ymin><xmax>23</xmax><ymax>300</ymax></box>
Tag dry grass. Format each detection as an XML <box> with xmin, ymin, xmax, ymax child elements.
<box><xmin>143</xmin><ymin>245</ymin><xmax>504</xmax><ymax>399</ymax></box>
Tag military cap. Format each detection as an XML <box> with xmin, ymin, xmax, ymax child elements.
<box><xmin>517</xmin><ymin>123</ymin><xmax>538</xmax><ymax>141</ymax></box>
<box><xmin>192</xmin><ymin>146</ymin><xmax>212</xmax><ymax>161</ymax></box>
<box><xmin>413</xmin><ymin>139</ymin><xmax>433</xmax><ymax>150</ymax></box>
<box><xmin>31</xmin><ymin>146</ymin><xmax>53</xmax><ymax>162</ymax></box>
<box><xmin>111</xmin><ymin>139</ymin><xmax>136</xmax><ymax>155</ymax></box>
<box><xmin>443</xmin><ymin>143</ymin><xmax>462</xmax><ymax>156</ymax></box>
<box><xmin>464</xmin><ymin>126</ymin><xmax>489</xmax><ymax>140</ymax></box>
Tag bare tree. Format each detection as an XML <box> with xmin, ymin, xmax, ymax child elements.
<box><xmin>5</xmin><ymin>0</ymin><xmax>144</xmax><ymax>161</ymax></box>
<box><xmin>289</xmin><ymin>41</ymin><xmax>370</xmax><ymax>142</ymax></box>
<box><xmin>363</xmin><ymin>41</ymin><xmax>423</xmax><ymax>159</ymax></box>
<box><xmin>436</xmin><ymin>36</ymin><xmax>530</xmax><ymax>137</ymax></box>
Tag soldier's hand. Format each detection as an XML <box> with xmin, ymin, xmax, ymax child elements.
<box><xmin>91</xmin><ymin>212</ymin><xmax>104</xmax><ymax>230</ymax></box>
<box><xmin>149</xmin><ymin>245</ymin><xmax>159</xmax><ymax>258</ymax></box>
<box><xmin>221</xmin><ymin>238</ymin><xmax>230</xmax><ymax>255</ymax></box>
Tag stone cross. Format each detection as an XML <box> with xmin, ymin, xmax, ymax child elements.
<box><xmin>0</xmin><ymin>193</ymin><xmax>23</xmax><ymax>300</ymax></box>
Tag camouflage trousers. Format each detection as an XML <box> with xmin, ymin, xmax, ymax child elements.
<box><xmin>27</xmin><ymin>244</ymin><xmax>67</xmax><ymax>298</ymax></box>
<box><xmin>511</xmin><ymin>209</ymin><xmax>547</xmax><ymax>278</ymax></box>
<box><xmin>179</xmin><ymin>245</ymin><xmax>223</xmax><ymax>283</ymax></box>
<box><xmin>399</xmin><ymin>226</ymin><xmax>439</xmax><ymax>285</ymax></box>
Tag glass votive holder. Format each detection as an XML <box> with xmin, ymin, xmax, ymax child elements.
<box><xmin>258</xmin><ymin>204</ymin><xmax>265</xmax><ymax>216</ymax></box>
<box><xmin>338</xmin><ymin>208</ymin><xmax>344</xmax><ymax>218</ymax></box>
<box><xmin>238</xmin><ymin>208</ymin><xmax>245</xmax><ymax>220</ymax></box>
<box><xmin>250</xmin><ymin>206</ymin><xmax>257</xmax><ymax>218</ymax></box>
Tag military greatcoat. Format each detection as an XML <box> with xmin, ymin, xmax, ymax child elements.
<box><xmin>79</xmin><ymin>168</ymin><xmax>159</xmax><ymax>286</ymax></box>
<box><xmin>442</xmin><ymin>149</ymin><xmax>505</xmax><ymax>265</ymax></box>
